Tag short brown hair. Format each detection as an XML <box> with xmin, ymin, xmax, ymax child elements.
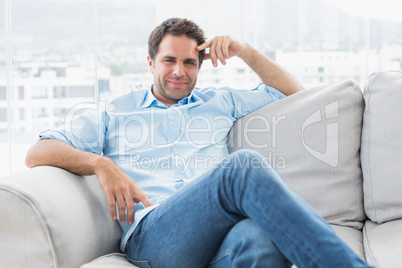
<box><xmin>148</xmin><ymin>18</ymin><xmax>206</xmax><ymax>69</ymax></box>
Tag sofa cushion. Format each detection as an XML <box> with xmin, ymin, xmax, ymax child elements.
<box><xmin>0</xmin><ymin>166</ymin><xmax>122</xmax><ymax>268</ymax></box>
<box><xmin>361</xmin><ymin>70</ymin><xmax>402</xmax><ymax>223</ymax></box>
<box><xmin>228</xmin><ymin>80</ymin><xmax>365</xmax><ymax>229</ymax></box>
<box><xmin>82</xmin><ymin>226</ymin><xmax>364</xmax><ymax>268</ymax></box>
<box><xmin>81</xmin><ymin>253</ymin><xmax>137</xmax><ymax>268</ymax></box>
<box><xmin>331</xmin><ymin>224</ymin><xmax>365</xmax><ymax>260</ymax></box>
<box><xmin>363</xmin><ymin>219</ymin><xmax>402</xmax><ymax>267</ymax></box>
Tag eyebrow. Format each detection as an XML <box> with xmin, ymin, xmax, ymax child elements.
<box><xmin>162</xmin><ymin>56</ymin><xmax>198</xmax><ymax>63</ymax></box>
<box><xmin>163</xmin><ymin>56</ymin><xmax>176</xmax><ymax>60</ymax></box>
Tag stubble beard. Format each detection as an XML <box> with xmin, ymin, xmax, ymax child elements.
<box><xmin>157</xmin><ymin>77</ymin><xmax>196</xmax><ymax>102</ymax></box>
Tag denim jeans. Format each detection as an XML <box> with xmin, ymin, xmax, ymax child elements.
<box><xmin>125</xmin><ymin>150</ymin><xmax>370</xmax><ymax>268</ymax></box>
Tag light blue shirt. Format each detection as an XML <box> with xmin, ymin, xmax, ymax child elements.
<box><xmin>39</xmin><ymin>83</ymin><xmax>285</xmax><ymax>251</ymax></box>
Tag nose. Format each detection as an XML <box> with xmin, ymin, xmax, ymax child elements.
<box><xmin>173</xmin><ymin>63</ymin><xmax>185</xmax><ymax>77</ymax></box>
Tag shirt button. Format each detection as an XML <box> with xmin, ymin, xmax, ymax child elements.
<box><xmin>175</xmin><ymin>179</ymin><xmax>184</xmax><ymax>189</ymax></box>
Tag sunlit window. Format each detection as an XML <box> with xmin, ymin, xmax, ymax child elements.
<box><xmin>1</xmin><ymin>0</ymin><xmax>401</xmax><ymax>177</ymax></box>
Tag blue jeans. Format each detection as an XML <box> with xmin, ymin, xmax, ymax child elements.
<box><xmin>125</xmin><ymin>150</ymin><xmax>370</xmax><ymax>268</ymax></box>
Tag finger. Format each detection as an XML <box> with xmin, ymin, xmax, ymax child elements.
<box><xmin>115</xmin><ymin>194</ymin><xmax>126</xmax><ymax>223</ymax></box>
<box><xmin>107</xmin><ymin>194</ymin><xmax>118</xmax><ymax>220</ymax></box>
<box><xmin>126</xmin><ymin>198</ymin><xmax>135</xmax><ymax>225</ymax></box>
<box><xmin>133</xmin><ymin>190</ymin><xmax>153</xmax><ymax>207</ymax></box>
<box><xmin>222</xmin><ymin>37</ymin><xmax>231</xmax><ymax>60</ymax></box>
<box><xmin>142</xmin><ymin>195</ymin><xmax>153</xmax><ymax>208</ymax></box>
<box><xmin>209</xmin><ymin>38</ymin><xmax>218</xmax><ymax>67</ymax></box>
<box><xmin>120</xmin><ymin>186</ymin><xmax>135</xmax><ymax>224</ymax></box>
<box><xmin>215</xmin><ymin>37</ymin><xmax>226</xmax><ymax>65</ymax></box>
<box><xmin>197</xmin><ymin>40</ymin><xmax>211</xmax><ymax>51</ymax></box>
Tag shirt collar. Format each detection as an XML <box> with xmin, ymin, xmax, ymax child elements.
<box><xmin>179</xmin><ymin>89</ymin><xmax>204</xmax><ymax>105</ymax></box>
<box><xmin>140</xmin><ymin>85</ymin><xmax>160</xmax><ymax>108</ymax></box>
<box><xmin>140</xmin><ymin>85</ymin><xmax>204</xmax><ymax>108</ymax></box>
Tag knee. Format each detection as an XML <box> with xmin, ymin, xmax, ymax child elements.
<box><xmin>227</xmin><ymin>219</ymin><xmax>273</xmax><ymax>249</ymax></box>
<box><xmin>215</xmin><ymin>150</ymin><xmax>282</xmax><ymax>196</ymax></box>
<box><xmin>227</xmin><ymin>149</ymin><xmax>272</xmax><ymax>170</ymax></box>
<box><xmin>210</xmin><ymin>219</ymin><xmax>290</xmax><ymax>267</ymax></box>
<box><xmin>230</xmin><ymin>149</ymin><xmax>263</xmax><ymax>161</ymax></box>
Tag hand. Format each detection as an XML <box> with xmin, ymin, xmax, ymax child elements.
<box><xmin>197</xmin><ymin>35</ymin><xmax>247</xmax><ymax>67</ymax></box>
<box><xmin>95</xmin><ymin>156</ymin><xmax>152</xmax><ymax>224</ymax></box>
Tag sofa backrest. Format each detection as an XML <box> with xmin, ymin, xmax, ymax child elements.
<box><xmin>228</xmin><ymin>80</ymin><xmax>366</xmax><ymax>229</ymax></box>
<box><xmin>361</xmin><ymin>70</ymin><xmax>402</xmax><ymax>224</ymax></box>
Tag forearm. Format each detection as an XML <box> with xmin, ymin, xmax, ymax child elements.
<box><xmin>25</xmin><ymin>139</ymin><xmax>105</xmax><ymax>176</ymax></box>
<box><xmin>26</xmin><ymin>138</ymin><xmax>151</xmax><ymax>223</ymax></box>
<box><xmin>238</xmin><ymin>43</ymin><xmax>304</xmax><ymax>96</ymax></box>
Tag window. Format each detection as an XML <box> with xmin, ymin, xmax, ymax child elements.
<box><xmin>1</xmin><ymin>0</ymin><xmax>7</xmax><ymax>174</ymax></box>
<box><xmin>32</xmin><ymin>86</ymin><xmax>48</xmax><ymax>99</ymax></box>
<box><xmin>0</xmin><ymin>108</ymin><xmax>6</xmax><ymax>122</ymax></box>
<box><xmin>0</xmin><ymin>86</ymin><xmax>5</xmax><ymax>100</ymax></box>
<box><xmin>69</xmin><ymin>86</ymin><xmax>93</xmax><ymax>98</ymax></box>
<box><xmin>1</xmin><ymin>0</ymin><xmax>401</xmax><ymax>177</ymax></box>
<box><xmin>18</xmin><ymin>86</ymin><xmax>24</xmax><ymax>99</ymax></box>
<box><xmin>53</xmin><ymin>86</ymin><xmax>66</xmax><ymax>98</ymax></box>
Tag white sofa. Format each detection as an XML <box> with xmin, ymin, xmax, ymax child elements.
<box><xmin>1</xmin><ymin>70</ymin><xmax>401</xmax><ymax>267</ymax></box>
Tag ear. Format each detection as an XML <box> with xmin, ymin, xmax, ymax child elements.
<box><xmin>147</xmin><ymin>55</ymin><xmax>154</xmax><ymax>74</ymax></box>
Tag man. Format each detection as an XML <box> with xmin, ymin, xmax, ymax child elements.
<box><xmin>26</xmin><ymin>18</ymin><xmax>370</xmax><ymax>267</ymax></box>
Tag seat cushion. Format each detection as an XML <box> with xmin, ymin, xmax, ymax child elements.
<box><xmin>361</xmin><ymin>70</ymin><xmax>402</xmax><ymax>223</ymax></box>
<box><xmin>81</xmin><ymin>253</ymin><xmax>137</xmax><ymax>268</ymax></box>
<box><xmin>331</xmin><ymin>224</ymin><xmax>365</xmax><ymax>261</ymax></box>
<box><xmin>228</xmin><ymin>80</ymin><xmax>365</xmax><ymax>229</ymax></box>
<box><xmin>363</xmin><ymin>219</ymin><xmax>402</xmax><ymax>267</ymax></box>
<box><xmin>83</xmin><ymin>227</ymin><xmax>364</xmax><ymax>267</ymax></box>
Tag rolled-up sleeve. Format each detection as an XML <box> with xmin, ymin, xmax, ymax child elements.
<box><xmin>39</xmin><ymin>103</ymin><xmax>108</xmax><ymax>155</ymax></box>
<box><xmin>220</xmin><ymin>83</ymin><xmax>286</xmax><ymax>120</ymax></box>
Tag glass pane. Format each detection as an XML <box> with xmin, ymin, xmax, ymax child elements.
<box><xmin>367</xmin><ymin>0</ymin><xmax>402</xmax><ymax>74</ymax></box>
<box><xmin>273</xmin><ymin>0</ymin><xmax>366</xmax><ymax>88</ymax></box>
<box><xmin>9</xmin><ymin>0</ymin><xmax>95</xmax><ymax>174</ymax></box>
<box><xmin>2</xmin><ymin>0</ymin><xmax>400</xmax><ymax>178</ymax></box>
<box><xmin>96</xmin><ymin>0</ymin><xmax>156</xmax><ymax>98</ymax></box>
<box><xmin>0</xmin><ymin>0</ymin><xmax>9</xmax><ymax>178</ymax></box>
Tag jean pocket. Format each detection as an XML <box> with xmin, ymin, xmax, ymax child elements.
<box><xmin>126</xmin><ymin>255</ymin><xmax>152</xmax><ymax>268</ymax></box>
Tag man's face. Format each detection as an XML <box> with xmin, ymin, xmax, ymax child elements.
<box><xmin>148</xmin><ymin>34</ymin><xmax>200</xmax><ymax>106</ymax></box>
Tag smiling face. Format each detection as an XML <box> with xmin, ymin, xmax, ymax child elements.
<box><xmin>148</xmin><ymin>34</ymin><xmax>200</xmax><ymax>106</ymax></box>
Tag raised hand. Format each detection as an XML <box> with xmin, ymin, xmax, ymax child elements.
<box><xmin>197</xmin><ymin>35</ymin><xmax>247</xmax><ymax>67</ymax></box>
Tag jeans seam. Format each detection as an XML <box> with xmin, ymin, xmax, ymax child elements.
<box><xmin>259</xmin><ymin>207</ymin><xmax>320</xmax><ymax>267</ymax></box>
<box><xmin>126</xmin><ymin>254</ymin><xmax>151</xmax><ymax>268</ymax></box>
<box><xmin>208</xmin><ymin>250</ymin><xmax>234</xmax><ymax>265</ymax></box>
<box><xmin>246</xmin><ymin>172</ymin><xmax>325</xmax><ymax>267</ymax></box>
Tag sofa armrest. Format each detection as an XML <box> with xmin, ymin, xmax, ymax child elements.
<box><xmin>0</xmin><ymin>166</ymin><xmax>122</xmax><ymax>268</ymax></box>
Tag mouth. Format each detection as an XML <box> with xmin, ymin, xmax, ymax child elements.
<box><xmin>168</xmin><ymin>80</ymin><xmax>188</xmax><ymax>88</ymax></box>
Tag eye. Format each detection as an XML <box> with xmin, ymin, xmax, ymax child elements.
<box><xmin>185</xmin><ymin>60</ymin><xmax>196</xmax><ymax>66</ymax></box>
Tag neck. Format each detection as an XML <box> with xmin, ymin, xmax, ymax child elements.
<box><xmin>151</xmin><ymin>86</ymin><xmax>179</xmax><ymax>107</ymax></box>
